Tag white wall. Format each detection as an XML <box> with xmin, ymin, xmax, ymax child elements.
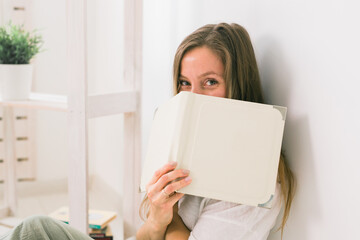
<box><xmin>86</xmin><ymin>0</ymin><xmax>125</xmax><ymax>198</ymax></box>
<box><xmin>142</xmin><ymin>0</ymin><xmax>360</xmax><ymax>239</ymax></box>
<box><xmin>142</xmin><ymin>0</ymin><xmax>174</xmax><ymax>159</ymax></box>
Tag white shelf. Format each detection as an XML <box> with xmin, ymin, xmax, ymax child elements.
<box><xmin>0</xmin><ymin>93</ymin><xmax>67</xmax><ymax>112</ymax></box>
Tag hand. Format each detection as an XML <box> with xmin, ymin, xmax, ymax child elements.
<box><xmin>146</xmin><ymin>161</ymin><xmax>192</xmax><ymax>231</ymax></box>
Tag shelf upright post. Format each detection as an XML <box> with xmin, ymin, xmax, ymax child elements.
<box><xmin>3</xmin><ymin>107</ymin><xmax>17</xmax><ymax>217</ymax></box>
<box><xmin>123</xmin><ymin>0</ymin><xmax>143</xmax><ymax>237</ymax></box>
<box><xmin>66</xmin><ymin>0</ymin><xmax>89</xmax><ymax>234</ymax></box>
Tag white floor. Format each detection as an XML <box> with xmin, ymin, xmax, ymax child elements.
<box><xmin>0</xmin><ymin>177</ymin><xmax>124</xmax><ymax>239</ymax></box>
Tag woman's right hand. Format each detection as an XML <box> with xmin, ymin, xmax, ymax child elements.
<box><xmin>145</xmin><ymin>161</ymin><xmax>192</xmax><ymax>232</ymax></box>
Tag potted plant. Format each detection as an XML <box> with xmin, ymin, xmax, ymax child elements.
<box><xmin>0</xmin><ymin>22</ymin><xmax>43</xmax><ymax>100</ymax></box>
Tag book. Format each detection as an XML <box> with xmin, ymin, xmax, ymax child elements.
<box><xmin>140</xmin><ymin>92</ymin><xmax>286</xmax><ymax>207</ymax></box>
<box><xmin>49</xmin><ymin>206</ymin><xmax>117</xmax><ymax>230</ymax></box>
<box><xmin>90</xmin><ymin>225</ymin><xmax>113</xmax><ymax>239</ymax></box>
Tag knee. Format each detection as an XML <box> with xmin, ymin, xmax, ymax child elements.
<box><xmin>8</xmin><ymin>215</ymin><xmax>58</xmax><ymax>239</ymax></box>
<box><xmin>22</xmin><ymin>215</ymin><xmax>56</xmax><ymax>227</ymax></box>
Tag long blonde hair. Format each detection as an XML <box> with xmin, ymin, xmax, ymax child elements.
<box><xmin>141</xmin><ymin>23</ymin><xmax>295</xmax><ymax>238</ymax></box>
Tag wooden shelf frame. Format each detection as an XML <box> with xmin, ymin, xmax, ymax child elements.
<box><xmin>0</xmin><ymin>93</ymin><xmax>67</xmax><ymax>112</ymax></box>
<box><xmin>67</xmin><ymin>0</ymin><xmax>142</xmax><ymax>236</ymax></box>
<box><xmin>0</xmin><ymin>106</ymin><xmax>17</xmax><ymax>218</ymax></box>
<box><xmin>1</xmin><ymin>0</ymin><xmax>143</xmax><ymax>237</ymax></box>
<box><xmin>1</xmin><ymin>91</ymin><xmax>137</xmax><ymax>116</ymax></box>
<box><xmin>123</xmin><ymin>0</ymin><xmax>143</xmax><ymax>236</ymax></box>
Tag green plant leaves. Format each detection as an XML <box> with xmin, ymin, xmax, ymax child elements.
<box><xmin>0</xmin><ymin>22</ymin><xmax>43</xmax><ymax>64</ymax></box>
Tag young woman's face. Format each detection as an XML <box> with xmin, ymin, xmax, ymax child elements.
<box><xmin>179</xmin><ymin>46</ymin><xmax>226</xmax><ymax>98</ymax></box>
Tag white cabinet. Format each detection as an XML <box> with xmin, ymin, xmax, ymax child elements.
<box><xmin>0</xmin><ymin>108</ymin><xmax>36</xmax><ymax>182</ymax></box>
<box><xmin>0</xmin><ymin>94</ymin><xmax>68</xmax><ymax>217</ymax></box>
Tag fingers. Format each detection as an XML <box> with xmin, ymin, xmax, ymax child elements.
<box><xmin>154</xmin><ymin>169</ymin><xmax>190</xmax><ymax>192</ymax></box>
<box><xmin>146</xmin><ymin>162</ymin><xmax>192</xmax><ymax>204</ymax></box>
<box><xmin>162</xmin><ymin>175</ymin><xmax>192</xmax><ymax>196</ymax></box>
<box><xmin>147</xmin><ymin>161</ymin><xmax>178</xmax><ymax>188</ymax></box>
<box><xmin>144</xmin><ymin>162</ymin><xmax>191</xmax><ymax>229</ymax></box>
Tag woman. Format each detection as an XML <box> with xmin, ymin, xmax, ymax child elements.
<box><xmin>136</xmin><ymin>23</ymin><xmax>294</xmax><ymax>240</ymax></box>
<box><xmin>0</xmin><ymin>23</ymin><xmax>294</xmax><ymax>240</ymax></box>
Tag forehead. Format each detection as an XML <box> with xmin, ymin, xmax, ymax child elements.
<box><xmin>180</xmin><ymin>47</ymin><xmax>224</xmax><ymax>77</ymax></box>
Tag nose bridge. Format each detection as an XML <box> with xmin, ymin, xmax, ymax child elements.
<box><xmin>191</xmin><ymin>84</ymin><xmax>202</xmax><ymax>94</ymax></box>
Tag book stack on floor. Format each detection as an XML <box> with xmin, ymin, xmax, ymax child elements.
<box><xmin>89</xmin><ymin>225</ymin><xmax>113</xmax><ymax>240</ymax></box>
<box><xmin>49</xmin><ymin>206</ymin><xmax>116</xmax><ymax>240</ymax></box>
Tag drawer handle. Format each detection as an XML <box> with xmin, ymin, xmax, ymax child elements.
<box><xmin>18</xmin><ymin>158</ymin><xmax>29</xmax><ymax>162</ymax></box>
<box><xmin>17</xmin><ymin>137</ymin><xmax>28</xmax><ymax>141</ymax></box>
<box><xmin>14</xmin><ymin>7</ymin><xmax>25</xmax><ymax>11</ymax></box>
<box><xmin>18</xmin><ymin>178</ymin><xmax>34</xmax><ymax>182</ymax></box>
<box><xmin>16</xmin><ymin>116</ymin><xmax>28</xmax><ymax>120</ymax></box>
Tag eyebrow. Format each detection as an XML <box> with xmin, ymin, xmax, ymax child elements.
<box><xmin>179</xmin><ymin>71</ymin><xmax>221</xmax><ymax>79</ymax></box>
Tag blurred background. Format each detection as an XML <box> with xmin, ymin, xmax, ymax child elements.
<box><xmin>1</xmin><ymin>0</ymin><xmax>359</xmax><ymax>239</ymax></box>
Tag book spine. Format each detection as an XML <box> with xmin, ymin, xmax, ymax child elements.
<box><xmin>64</xmin><ymin>220</ymin><xmax>101</xmax><ymax>230</ymax></box>
<box><xmin>170</xmin><ymin>92</ymin><xmax>194</xmax><ymax>166</ymax></box>
<box><xmin>90</xmin><ymin>233</ymin><xmax>106</xmax><ymax>237</ymax></box>
<box><xmin>89</xmin><ymin>224</ymin><xmax>101</xmax><ymax>229</ymax></box>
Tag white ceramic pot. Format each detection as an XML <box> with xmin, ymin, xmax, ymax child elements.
<box><xmin>0</xmin><ymin>64</ymin><xmax>33</xmax><ymax>100</ymax></box>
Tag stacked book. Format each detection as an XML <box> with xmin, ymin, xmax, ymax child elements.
<box><xmin>49</xmin><ymin>206</ymin><xmax>116</xmax><ymax>240</ymax></box>
<box><xmin>89</xmin><ymin>226</ymin><xmax>113</xmax><ymax>240</ymax></box>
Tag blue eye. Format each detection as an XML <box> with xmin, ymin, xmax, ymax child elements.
<box><xmin>179</xmin><ymin>80</ymin><xmax>190</xmax><ymax>86</ymax></box>
<box><xmin>205</xmin><ymin>79</ymin><xmax>218</xmax><ymax>86</ymax></box>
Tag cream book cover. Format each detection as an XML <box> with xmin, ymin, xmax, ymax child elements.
<box><xmin>140</xmin><ymin>92</ymin><xmax>286</xmax><ymax>207</ymax></box>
